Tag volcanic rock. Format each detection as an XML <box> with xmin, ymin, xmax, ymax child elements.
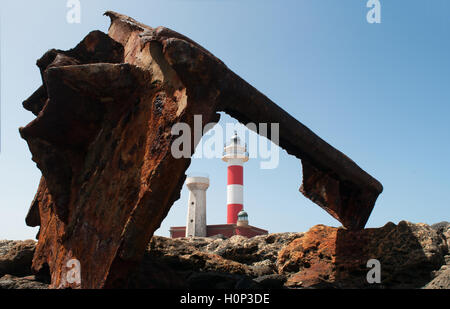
<box><xmin>0</xmin><ymin>240</ymin><xmax>36</xmax><ymax>277</ymax></box>
<box><xmin>141</xmin><ymin>222</ymin><xmax>449</xmax><ymax>289</ymax></box>
<box><xmin>0</xmin><ymin>275</ymin><xmax>48</xmax><ymax>290</ymax></box>
<box><xmin>142</xmin><ymin>233</ymin><xmax>302</xmax><ymax>288</ymax></box>
<box><xmin>277</xmin><ymin>221</ymin><xmax>448</xmax><ymax>288</ymax></box>
<box><xmin>0</xmin><ymin>222</ymin><xmax>449</xmax><ymax>289</ymax></box>
<box><xmin>147</xmin><ymin>233</ymin><xmax>302</xmax><ymax>279</ymax></box>
<box><xmin>424</xmin><ymin>266</ymin><xmax>450</xmax><ymax>289</ymax></box>
<box><xmin>432</xmin><ymin>221</ymin><xmax>450</xmax><ymax>248</ymax></box>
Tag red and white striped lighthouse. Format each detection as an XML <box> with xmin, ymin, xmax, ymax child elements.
<box><xmin>222</xmin><ymin>132</ymin><xmax>249</xmax><ymax>224</ymax></box>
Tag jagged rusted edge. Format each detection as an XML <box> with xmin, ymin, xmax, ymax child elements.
<box><xmin>103</xmin><ymin>11</ymin><xmax>383</xmax><ymax>230</ymax></box>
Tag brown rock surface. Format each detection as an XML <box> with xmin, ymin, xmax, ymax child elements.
<box><xmin>135</xmin><ymin>233</ymin><xmax>301</xmax><ymax>288</ymax></box>
<box><xmin>424</xmin><ymin>266</ymin><xmax>450</xmax><ymax>289</ymax></box>
<box><xmin>277</xmin><ymin>221</ymin><xmax>448</xmax><ymax>288</ymax></box>
<box><xmin>140</xmin><ymin>223</ymin><xmax>449</xmax><ymax>289</ymax></box>
<box><xmin>20</xmin><ymin>12</ymin><xmax>383</xmax><ymax>288</ymax></box>
<box><xmin>0</xmin><ymin>275</ymin><xmax>49</xmax><ymax>290</ymax></box>
<box><xmin>0</xmin><ymin>222</ymin><xmax>448</xmax><ymax>289</ymax></box>
<box><xmin>0</xmin><ymin>240</ymin><xmax>36</xmax><ymax>277</ymax></box>
<box><xmin>147</xmin><ymin>233</ymin><xmax>303</xmax><ymax>279</ymax></box>
<box><xmin>432</xmin><ymin>221</ymin><xmax>450</xmax><ymax>248</ymax></box>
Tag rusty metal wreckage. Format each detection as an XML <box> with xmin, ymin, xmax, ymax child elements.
<box><xmin>19</xmin><ymin>12</ymin><xmax>382</xmax><ymax>288</ymax></box>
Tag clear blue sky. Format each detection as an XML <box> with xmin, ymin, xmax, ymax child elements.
<box><xmin>0</xmin><ymin>0</ymin><xmax>449</xmax><ymax>240</ymax></box>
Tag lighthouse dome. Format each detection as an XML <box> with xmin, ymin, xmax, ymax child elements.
<box><xmin>237</xmin><ymin>210</ymin><xmax>248</xmax><ymax>221</ymax></box>
<box><xmin>237</xmin><ymin>210</ymin><xmax>249</xmax><ymax>227</ymax></box>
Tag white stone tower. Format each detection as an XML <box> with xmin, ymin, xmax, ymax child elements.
<box><xmin>185</xmin><ymin>176</ymin><xmax>210</xmax><ymax>237</ymax></box>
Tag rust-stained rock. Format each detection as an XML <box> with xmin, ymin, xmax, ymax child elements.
<box><xmin>277</xmin><ymin>221</ymin><xmax>447</xmax><ymax>288</ymax></box>
<box><xmin>20</xmin><ymin>12</ymin><xmax>383</xmax><ymax>288</ymax></box>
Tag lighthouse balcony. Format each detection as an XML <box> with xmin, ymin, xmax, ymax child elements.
<box><xmin>223</xmin><ymin>144</ymin><xmax>247</xmax><ymax>154</ymax></box>
<box><xmin>222</xmin><ymin>147</ymin><xmax>249</xmax><ymax>162</ymax></box>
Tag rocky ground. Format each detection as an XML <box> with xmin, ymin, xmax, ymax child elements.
<box><xmin>1</xmin><ymin>221</ymin><xmax>449</xmax><ymax>289</ymax></box>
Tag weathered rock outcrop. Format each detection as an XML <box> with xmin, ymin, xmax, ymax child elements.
<box><xmin>0</xmin><ymin>240</ymin><xmax>49</xmax><ymax>289</ymax></box>
<box><xmin>0</xmin><ymin>240</ymin><xmax>36</xmax><ymax>278</ymax></box>
<box><xmin>423</xmin><ymin>222</ymin><xmax>450</xmax><ymax>289</ymax></box>
<box><xmin>424</xmin><ymin>266</ymin><xmax>450</xmax><ymax>289</ymax></box>
<box><xmin>278</xmin><ymin>221</ymin><xmax>448</xmax><ymax>288</ymax></box>
<box><xmin>146</xmin><ymin>222</ymin><xmax>450</xmax><ymax>289</ymax></box>
<box><xmin>1</xmin><ymin>222</ymin><xmax>449</xmax><ymax>289</ymax></box>
<box><xmin>145</xmin><ymin>233</ymin><xmax>304</xmax><ymax>284</ymax></box>
<box><xmin>432</xmin><ymin>221</ymin><xmax>450</xmax><ymax>248</ymax></box>
<box><xmin>0</xmin><ymin>275</ymin><xmax>49</xmax><ymax>290</ymax></box>
<box><xmin>20</xmin><ymin>12</ymin><xmax>383</xmax><ymax>288</ymax></box>
<box><xmin>138</xmin><ymin>221</ymin><xmax>449</xmax><ymax>289</ymax></box>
